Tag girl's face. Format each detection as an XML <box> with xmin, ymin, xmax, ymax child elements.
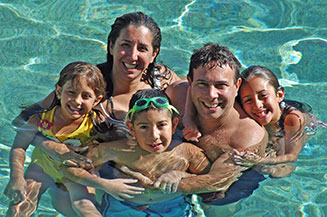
<box><xmin>56</xmin><ymin>76</ymin><xmax>103</xmax><ymax>121</ymax></box>
<box><xmin>239</xmin><ymin>76</ymin><xmax>284</xmax><ymax>126</ymax></box>
<box><xmin>110</xmin><ymin>25</ymin><xmax>159</xmax><ymax>80</ymax></box>
<box><xmin>127</xmin><ymin>109</ymin><xmax>178</xmax><ymax>154</ymax></box>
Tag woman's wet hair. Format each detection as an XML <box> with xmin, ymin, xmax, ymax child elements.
<box><xmin>128</xmin><ymin>89</ymin><xmax>174</xmax><ymax>122</ymax></box>
<box><xmin>188</xmin><ymin>43</ymin><xmax>241</xmax><ymax>83</ymax></box>
<box><xmin>50</xmin><ymin>61</ymin><xmax>106</xmax><ymax>109</ymax></box>
<box><xmin>106</xmin><ymin>12</ymin><xmax>161</xmax><ymax>84</ymax></box>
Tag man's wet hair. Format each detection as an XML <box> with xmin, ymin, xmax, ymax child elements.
<box><xmin>188</xmin><ymin>43</ymin><xmax>241</xmax><ymax>83</ymax></box>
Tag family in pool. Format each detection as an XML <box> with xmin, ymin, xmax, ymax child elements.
<box><xmin>5</xmin><ymin>12</ymin><xmax>326</xmax><ymax>217</ymax></box>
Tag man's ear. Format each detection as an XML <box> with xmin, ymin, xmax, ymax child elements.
<box><xmin>235</xmin><ymin>78</ymin><xmax>242</xmax><ymax>90</ymax></box>
<box><xmin>234</xmin><ymin>78</ymin><xmax>242</xmax><ymax>97</ymax></box>
<box><xmin>55</xmin><ymin>84</ymin><xmax>62</xmax><ymax>100</ymax></box>
<box><xmin>172</xmin><ymin>117</ymin><xmax>179</xmax><ymax>134</ymax></box>
<box><xmin>277</xmin><ymin>87</ymin><xmax>285</xmax><ymax>103</ymax></box>
<box><xmin>126</xmin><ymin>121</ymin><xmax>136</xmax><ymax>137</ymax></box>
<box><xmin>187</xmin><ymin>76</ymin><xmax>192</xmax><ymax>85</ymax></box>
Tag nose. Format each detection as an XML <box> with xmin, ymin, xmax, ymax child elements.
<box><xmin>208</xmin><ymin>85</ymin><xmax>218</xmax><ymax>99</ymax></box>
<box><xmin>150</xmin><ymin>127</ymin><xmax>160</xmax><ymax>141</ymax></box>
<box><xmin>74</xmin><ymin>94</ymin><xmax>83</xmax><ymax>105</ymax></box>
<box><xmin>130</xmin><ymin>45</ymin><xmax>139</xmax><ymax>61</ymax></box>
<box><xmin>253</xmin><ymin>98</ymin><xmax>263</xmax><ymax>109</ymax></box>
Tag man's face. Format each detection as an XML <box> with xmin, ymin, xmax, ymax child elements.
<box><xmin>188</xmin><ymin>63</ymin><xmax>241</xmax><ymax>123</ymax></box>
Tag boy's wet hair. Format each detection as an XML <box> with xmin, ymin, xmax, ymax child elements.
<box><xmin>188</xmin><ymin>43</ymin><xmax>241</xmax><ymax>83</ymax></box>
<box><xmin>128</xmin><ymin>89</ymin><xmax>175</xmax><ymax>122</ymax></box>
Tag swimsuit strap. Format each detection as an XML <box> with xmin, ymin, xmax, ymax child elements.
<box><xmin>107</xmin><ymin>96</ymin><xmax>117</xmax><ymax>119</ymax></box>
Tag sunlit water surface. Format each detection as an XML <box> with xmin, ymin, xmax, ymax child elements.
<box><xmin>1</xmin><ymin>0</ymin><xmax>327</xmax><ymax>216</ymax></box>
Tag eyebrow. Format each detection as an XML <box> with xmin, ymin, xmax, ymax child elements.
<box><xmin>121</xmin><ymin>39</ymin><xmax>150</xmax><ymax>48</ymax></box>
<box><xmin>195</xmin><ymin>79</ymin><xmax>229</xmax><ymax>85</ymax></box>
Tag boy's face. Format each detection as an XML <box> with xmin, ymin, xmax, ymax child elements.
<box><xmin>127</xmin><ymin>109</ymin><xmax>178</xmax><ymax>154</ymax></box>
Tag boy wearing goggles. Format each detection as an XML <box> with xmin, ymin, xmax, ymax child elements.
<box><xmin>62</xmin><ymin>89</ymin><xmax>237</xmax><ymax>216</ymax></box>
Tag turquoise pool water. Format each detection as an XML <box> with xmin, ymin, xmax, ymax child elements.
<box><xmin>1</xmin><ymin>0</ymin><xmax>327</xmax><ymax>216</ymax></box>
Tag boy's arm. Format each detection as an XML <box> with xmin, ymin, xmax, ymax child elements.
<box><xmin>61</xmin><ymin>166</ymin><xmax>144</xmax><ymax>201</ymax></box>
<box><xmin>4</xmin><ymin>116</ymin><xmax>39</xmax><ymax>203</ymax></box>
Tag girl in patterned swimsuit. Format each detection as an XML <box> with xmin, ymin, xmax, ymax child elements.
<box><xmin>234</xmin><ymin>65</ymin><xmax>326</xmax><ymax>177</ymax></box>
<box><xmin>3</xmin><ymin>62</ymin><xmax>143</xmax><ymax>216</ymax></box>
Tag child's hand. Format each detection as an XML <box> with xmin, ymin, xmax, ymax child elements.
<box><xmin>182</xmin><ymin>115</ymin><xmax>201</xmax><ymax>142</ymax></box>
<box><xmin>101</xmin><ymin>178</ymin><xmax>145</xmax><ymax>201</ymax></box>
<box><xmin>232</xmin><ymin>150</ymin><xmax>262</xmax><ymax>167</ymax></box>
<box><xmin>4</xmin><ymin>177</ymin><xmax>26</xmax><ymax>204</ymax></box>
<box><xmin>153</xmin><ymin>170</ymin><xmax>194</xmax><ymax>193</ymax></box>
<box><xmin>182</xmin><ymin>127</ymin><xmax>202</xmax><ymax>142</ymax></box>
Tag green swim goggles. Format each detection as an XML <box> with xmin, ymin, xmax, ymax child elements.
<box><xmin>126</xmin><ymin>97</ymin><xmax>179</xmax><ymax>122</ymax></box>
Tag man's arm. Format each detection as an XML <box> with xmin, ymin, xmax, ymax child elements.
<box><xmin>178</xmin><ymin>153</ymin><xmax>243</xmax><ymax>194</ymax></box>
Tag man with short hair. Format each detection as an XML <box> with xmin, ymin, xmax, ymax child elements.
<box><xmin>166</xmin><ymin>43</ymin><xmax>268</xmax><ymax>211</ymax></box>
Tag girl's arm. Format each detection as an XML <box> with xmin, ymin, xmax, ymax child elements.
<box><xmin>234</xmin><ymin>111</ymin><xmax>307</xmax><ymax>165</ymax></box>
<box><xmin>182</xmin><ymin>87</ymin><xmax>202</xmax><ymax>142</ymax></box>
<box><xmin>4</xmin><ymin>116</ymin><xmax>39</xmax><ymax>203</ymax></box>
<box><xmin>31</xmin><ymin>134</ymin><xmax>91</xmax><ymax>167</ymax></box>
<box><xmin>261</xmin><ymin>111</ymin><xmax>306</xmax><ymax>164</ymax></box>
<box><xmin>86</xmin><ymin>139</ymin><xmax>130</xmax><ymax>167</ymax></box>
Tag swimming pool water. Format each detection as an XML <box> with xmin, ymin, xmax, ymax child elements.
<box><xmin>1</xmin><ymin>0</ymin><xmax>327</xmax><ymax>216</ymax></box>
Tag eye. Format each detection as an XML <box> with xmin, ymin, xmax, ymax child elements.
<box><xmin>121</xmin><ymin>42</ymin><xmax>131</xmax><ymax>48</ymax></box>
<box><xmin>138</xmin><ymin>45</ymin><xmax>148</xmax><ymax>52</ymax></box>
<box><xmin>258</xmin><ymin>93</ymin><xmax>268</xmax><ymax>99</ymax></box>
<box><xmin>214</xmin><ymin>83</ymin><xmax>227</xmax><ymax>89</ymax></box>
<box><xmin>66</xmin><ymin>91</ymin><xmax>75</xmax><ymax>96</ymax></box>
<box><xmin>139</xmin><ymin>125</ymin><xmax>148</xmax><ymax>129</ymax></box>
<box><xmin>158</xmin><ymin>122</ymin><xmax>168</xmax><ymax>128</ymax></box>
<box><xmin>243</xmin><ymin>98</ymin><xmax>252</xmax><ymax>104</ymax></box>
<box><xmin>82</xmin><ymin>93</ymin><xmax>92</xmax><ymax>99</ymax></box>
<box><xmin>196</xmin><ymin>82</ymin><xmax>208</xmax><ymax>88</ymax></box>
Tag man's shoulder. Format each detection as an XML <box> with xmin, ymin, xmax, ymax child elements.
<box><xmin>165</xmin><ymin>80</ymin><xmax>188</xmax><ymax>114</ymax></box>
<box><xmin>232</xmin><ymin>109</ymin><xmax>267</xmax><ymax>150</ymax></box>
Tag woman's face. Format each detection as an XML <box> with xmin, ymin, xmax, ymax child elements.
<box><xmin>110</xmin><ymin>25</ymin><xmax>159</xmax><ymax>80</ymax></box>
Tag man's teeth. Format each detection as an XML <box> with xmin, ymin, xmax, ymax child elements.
<box><xmin>204</xmin><ymin>102</ymin><xmax>219</xmax><ymax>108</ymax></box>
